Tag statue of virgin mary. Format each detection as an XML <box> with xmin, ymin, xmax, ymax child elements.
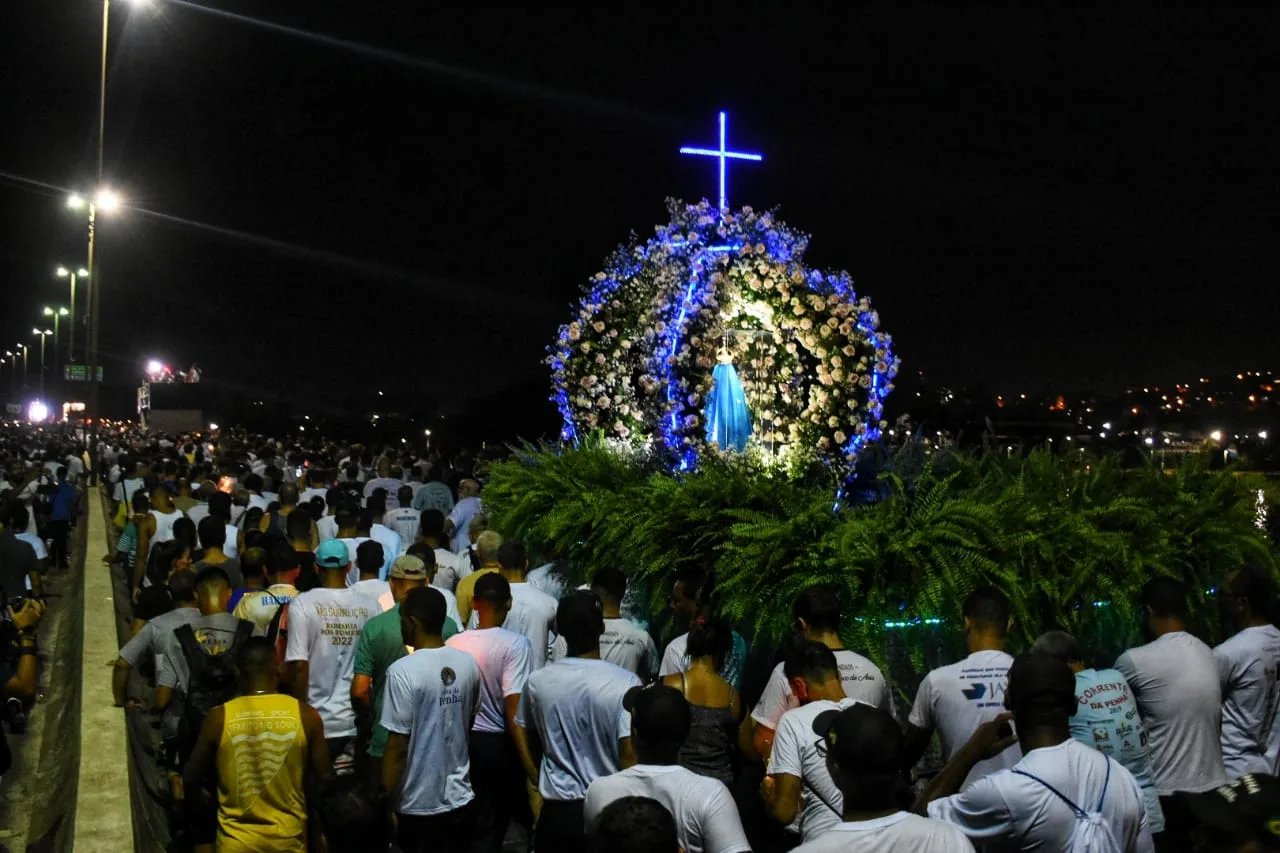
<box><xmin>703</xmin><ymin>346</ymin><xmax>752</xmax><ymax>453</ymax></box>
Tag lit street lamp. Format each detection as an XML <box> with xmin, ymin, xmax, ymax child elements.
<box><xmin>67</xmin><ymin>188</ymin><xmax>122</xmax><ymax>414</ymax></box>
<box><xmin>72</xmin><ymin>0</ymin><xmax>148</xmax><ymax>427</ymax></box>
<box><xmin>14</xmin><ymin>343</ymin><xmax>29</xmax><ymax>389</ymax></box>
<box><xmin>55</xmin><ymin>267</ymin><xmax>88</xmax><ymax>361</ymax></box>
<box><xmin>32</xmin><ymin>329</ymin><xmax>53</xmax><ymax>395</ymax></box>
<box><xmin>43</xmin><ymin>307</ymin><xmax>70</xmax><ymax>382</ymax></box>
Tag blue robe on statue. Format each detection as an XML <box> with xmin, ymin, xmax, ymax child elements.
<box><xmin>704</xmin><ymin>360</ymin><xmax>752</xmax><ymax>452</ymax></box>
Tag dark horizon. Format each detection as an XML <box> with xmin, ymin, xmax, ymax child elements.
<box><xmin>2</xmin><ymin>7</ymin><xmax>1278</xmax><ymax>427</ymax></box>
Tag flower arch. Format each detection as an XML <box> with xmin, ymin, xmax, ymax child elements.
<box><xmin>548</xmin><ymin>199</ymin><xmax>899</xmax><ymax>474</ymax></box>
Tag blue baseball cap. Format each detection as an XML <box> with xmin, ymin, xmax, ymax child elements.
<box><xmin>316</xmin><ymin>539</ymin><xmax>350</xmax><ymax>569</ymax></box>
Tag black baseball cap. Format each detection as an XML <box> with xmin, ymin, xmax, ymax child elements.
<box><xmin>1178</xmin><ymin>775</ymin><xmax>1280</xmax><ymax>848</ymax></box>
<box><xmin>812</xmin><ymin>702</ymin><xmax>902</xmax><ymax>778</ymax></box>
<box><xmin>622</xmin><ymin>685</ymin><xmax>691</xmax><ymax>746</ymax></box>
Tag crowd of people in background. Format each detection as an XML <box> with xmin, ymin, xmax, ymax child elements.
<box><xmin>0</xmin><ymin>423</ymin><xmax>1278</xmax><ymax>853</ymax></box>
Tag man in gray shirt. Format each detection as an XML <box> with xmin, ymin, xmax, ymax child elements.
<box><xmin>1215</xmin><ymin>564</ymin><xmax>1280</xmax><ymax>777</ymax></box>
<box><xmin>1115</xmin><ymin>578</ymin><xmax>1227</xmax><ymax>819</ymax></box>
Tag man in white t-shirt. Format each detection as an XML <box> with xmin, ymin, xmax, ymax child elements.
<box><xmin>905</xmin><ymin>587</ymin><xmax>1021</xmax><ymax>789</ymax></box>
<box><xmin>1215</xmin><ymin>565</ymin><xmax>1280</xmax><ymax>777</ymax></box>
<box><xmin>469</xmin><ymin>541</ymin><xmax>558</xmax><ymax>669</ymax></box>
<box><xmin>382</xmin><ymin>486</ymin><xmax>421</xmax><ymax>554</ymax></box>
<box><xmin>791</xmin><ymin>702</ymin><xmax>973</xmax><ymax>852</ymax></box>
<box><xmin>286</xmin><ymin>538</ymin><xmax>379</xmax><ymax>774</ymax></box>
<box><xmin>1115</xmin><ymin>577</ymin><xmax>1228</xmax><ymax>804</ymax></box>
<box><xmin>446</xmin><ymin>572</ymin><xmax>535</xmax><ymax>853</ymax></box>
<box><xmin>751</xmin><ymin>585</ymin><xmax>889</xmax><ymax>760</ymax></box>
<box><xmin>516</xmin><ymin>590</ymin><xmax>641</xmax><ymax>851</ymax></box>
<box><xmin>918</xmin><ymin>653</ymin><xmax>1152</xmax><ymax>853</ymax></box>
<box><xmin>364</xmin><ymin>492</ymin><xmax>402</xmax><ymax>578</ymax></box>
<box><xmin>415</xmin><ymin>509</ymin><xmax>466</xmax><ymax>591</ymax></box>
<box><xmin>585</xmin><ymin>684</ymin><xmax>750</xmax><ymax>853</ymax></box>
<box><xmin>592</xmin><ymin>567</ymin><xmax>659</xmax><ymax>679</ymax></box>
<box><xmin>764</xmin><ymin>643</ymin><xmax>859</xmax><ymax>843</ymax></box>
<box><xmin>382</xmin><ymin>586</ymin><xmax>481</xmax><ymax>853</ymax></box>
<box><xmin>350</xmin><ymin>541</ymin><xmax>392</xmax><ymax>611</ymax></box>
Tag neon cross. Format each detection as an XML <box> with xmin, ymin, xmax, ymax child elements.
<box><xmin>679</xmin><ymin>111</ymin><xmax>763</xmax><ymax>212</ymax></box>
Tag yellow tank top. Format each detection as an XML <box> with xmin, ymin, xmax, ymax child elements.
<box><xmin>215</xmin><ymin>693</ymin><xmax>308</xmax><ymax>853</ymax></box>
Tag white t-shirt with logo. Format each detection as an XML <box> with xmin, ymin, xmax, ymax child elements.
<box><xmin>793</xmin><ymin>812</ymin><xmax>975</xmax><ymax>853</ymax></box>
<box><xmin>1215</xmin><ymin>624</ymin><xmax>1280</xmax><ymax>777</ymax></box>
<box><xmin>470</xmin><ymin>582</ymin><xmax>558</xmax><ymax>670</ymax></box>
<box><xmin>909</xmin><ymin>650</ymin><xmax>1021</xmax><ymax>788</ymax></box>
<box><xmin>1115</xmin><ymin>631</ymin><xmax>1228</xmax><ymax>794</ymax></box>
<box><xmin>381</xmin><ymin>646</ymin><xmax>481</xmax><ymax>816</ymax></box>
<box><xmin>432</xmin><ymin>548</ymin><xmax>467</xmax><ymax>592</ymax></box>
<box><xmin>446</xmin><ymin>627</ymin><xmax>532</xmax><ymax>734</ymax></box>
<box><xmin>928</xmin><ymin>739</ymin><xmax>1150</xmax><ymax>853</ymax></box>
<box><xmin>382</xmin><ymin>508</ymin><xmax>421</xmax><ymax>553</ymax></box>
<box><xmin>284</xmin><ymin>586</ymin><xmax>378</xmax><ymax>737</ymax></box>
<box><xmin>770</xmin><ymin>698</ymin><xmax>858</xmax><ymax>841</ymax></box>
<box><xmin>553</xmin><ymin>617</ymin><xmax>660</xmax><ymax>675</ymax></box>
<box><xmin>516</xmin><ymin>657</ymin><xmax>641</xmax><ymax>802</ymax></box>
<box><xmin>753</xmin><ymin>649</ymin><xmax>890</xmax><ymax>730</ymax></box>
<box><xmin>233</xmin><ymin>583</ymin><xmax>297</xmax><ymax>634</ymax></box>
<box><xmin>584</xmin><ymin>764</ymin><xmax>750</xmax><ymax>853</ymax></box>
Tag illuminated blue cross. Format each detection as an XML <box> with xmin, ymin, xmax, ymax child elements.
<box><xmin>679</xmin><ymin>111</ymin><xmax>763</xmax><ymax>212</ymax></box>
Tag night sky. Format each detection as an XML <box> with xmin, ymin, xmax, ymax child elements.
<box><xmin>2</xmin><ymin>6</ymin><xmax>1278</xmax><ymax>429</ymax></box>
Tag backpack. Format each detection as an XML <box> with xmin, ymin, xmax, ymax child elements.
<box><xmin>174</xmin><ymin>620</ymin><xmax>255</xmax><ymax>757</ymax></box>
<box><xmin>1014</xmin><ymin>757</ymin><xmax>1121</xmax><ymax>853</ymax></box>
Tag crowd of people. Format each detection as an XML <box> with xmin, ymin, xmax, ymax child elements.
<box><xmin>1</xmin><ymin>424</ymin><xmax>1278</xmax><ymax>853</ymax></box>
<box><xmin>0</xmin><ymin>430</ymin><xmax>83</xmax><ymax>778</ymax></box>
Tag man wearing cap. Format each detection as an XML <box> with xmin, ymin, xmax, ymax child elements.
<box><xmin>796</xmin><ymin>703</ymin><xmax>973</xmax><ymax>851</ymax></box>
<box><xmin>286</xmin><ymin>537</ymin><xmax>379</xmax><ymax>774</ymax></box>
<box><xmin>1178</xmin><ymin>774</ymin><xmax>1280</xmax><ymax>853</ymax></box>
<box><xmin>352</xmin><ymin>553</ymin><xmax>460</xmax><ymax>784</ymax></box>
<box><xmin>763</xmin><ymin>642</ymin><xmax>862</xmax><ymax>843</ymax></box>
<box><xmin>516</xmin><ymin>590</ymin><xmax>642</xmax><ymax>851</ymax></box>
<box><xmin>584</xmin><ymin>684</ymin><xmax>750</xmax><ymax>853</ymax></box>
<box><xmin>1033</xmin><ymin>630</ymin><xmax>1165</xmax><ymax>836</ymax></box>
<box><xmin>446</xmin><ymin>572</ymin><xmax>535</xmax><ymax>853</ymax></box>
<box><xmin>917</xmin><ymin>653</ymin><xmax>1152</xmax><ymax>853</ymax></box>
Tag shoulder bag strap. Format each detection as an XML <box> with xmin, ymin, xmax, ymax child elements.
<box><xmin>1012</xmin><ymin>769</ymin><xmax>1086</xmax><ymax>818</ymax></box>
<box><xmin>174</xmin><ymin>623</ymin><xmax>207</xmax><ymax>675</ymax></box>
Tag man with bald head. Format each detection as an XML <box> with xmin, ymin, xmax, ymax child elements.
<box><xmin>445</xmin><ymin>479</ymin><xmax>482</xmax><ymax>554</ymax></box>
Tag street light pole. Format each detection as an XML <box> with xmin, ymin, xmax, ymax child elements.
<box><xmin>43</xmin><ymin>307</ymin><xmax>68</xmax><ymax>383</ymax></box>
<box><xmin>33</xmin><ymin>330</ymin><xmax>52</xmax><ymax>396</ymax></box>
<box><xmin>16</xmin><ymin>344</ymin><xmax>29</xmax><ymax>390</ymax></box>
<box><xmin>87</xmin><ymin>0</ymin><xmax>110</xmax><ymax>425</ymax></box>
<box><xmin>55</xmin><ymin>268</ymin><xmax>87</xmax><ymax>362</ymax></box>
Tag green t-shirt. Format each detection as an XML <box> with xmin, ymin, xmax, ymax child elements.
<box><xmin>353</xmin><ymin>603</ymin><xmax>459</xmax><ymax>757</ymax></box>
